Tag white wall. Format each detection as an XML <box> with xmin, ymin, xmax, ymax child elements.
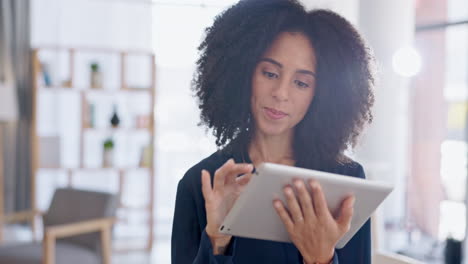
<box><xmin>300</xmin><ymin>0</ymin><xmax>359</xmax><ymax>25</ymax></box>
<box><xmin>31</xmin><ymin>0</ymin><xmax>152</xmax><ymax>50</ymax></box>
<box><xmin>356</xmin><ymin>0</ymin><xmax>415</xmax><ymax>252</ymax></box>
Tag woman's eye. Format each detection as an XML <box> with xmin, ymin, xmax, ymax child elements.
<box><xmin>262</xmin><ymin>71</ymin><xmax>278</xmax><ymax>79</ymax></box>
<box><xmin>294</xmin><ymin>80</ymin><xmax>309</xmax><ymax>88</ymax></box>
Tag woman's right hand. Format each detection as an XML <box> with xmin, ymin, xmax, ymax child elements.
<box><xmin>201</xmin><ymin>158</ymin><xmax>254</xmax><ymax>255</ymax></box>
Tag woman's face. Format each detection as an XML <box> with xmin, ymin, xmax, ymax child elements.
<box><xmin>251</xmin><ymin>31</ymin><xmax>317</xmax><ymax>138</ymax></box>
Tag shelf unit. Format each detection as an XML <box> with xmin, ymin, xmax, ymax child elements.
<box><xmin>31</xmin><ymin>46</ymin><xmax>156</xmax><ymax>251</ymax></box>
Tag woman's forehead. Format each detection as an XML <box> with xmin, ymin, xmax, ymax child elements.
<box><xmin>260</xmin><ymin>32</ymin><xmax>317</xmax><ymax>71</ymax></box>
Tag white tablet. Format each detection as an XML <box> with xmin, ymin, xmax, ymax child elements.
<box><xmin>219</xmin><ymin>162</ymin><xmax>393</xmax><ymax>249</ymax></box>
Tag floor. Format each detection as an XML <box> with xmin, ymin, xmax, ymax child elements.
<box><xmin>113</xmin><ymin>240</ymin><xmax>170</xmax><ymax>264</ymax></box>
<box><xmin>1</xmin><ymin>224</ymin><xmax>171</xmax><ymax>264</ymax></box>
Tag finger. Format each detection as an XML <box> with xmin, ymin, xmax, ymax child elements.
<box><xmin>201</xmin><ymin>170</ymin><xmax>212</xmax><ymax>200</ymax></box>
<box><xmin>284</xmin><ymin>186</ymin><xmax>304</xmax><ymax>223</ymax></box>
<box><xmin>293</xmin><ymin>179</ymin><xmax>315</xmax><ymax>220</ymax></box>
<box><xmin>225</xmin><ymin>163</ymin><xmax>254</xmax><ymax>184</ymax></box>
<box><xmin>273</xmin><ymin>200</ymin><xmax>294</xmax><ymax>231</ymax></box>
<box><xmin>213</xmin><ymin>159</ymin><xmax>234</xmax><ymax>190</ymax></box>
<box><xmin>235</xmin><ymin>172</ymin><xmax>253</xmax><ymax>186</ymax></box>
<box><xmin>336</xmin><ymin>195</ymin><xmax>355</xmax><ymax>233</ymax></box>
<box><xmin>309</xmin><ymin>180</ymin><xmax>331</xmax><ymax>219</ymax></box>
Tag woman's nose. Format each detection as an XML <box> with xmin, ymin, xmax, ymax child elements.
<box><xmin>272</xmin><ymin>78</ymin><xmax>289</xmax><ymax>101</ymax></box>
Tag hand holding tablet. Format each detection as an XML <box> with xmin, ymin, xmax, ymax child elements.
<box><xmin>272</xmin><ymin>178</ymin><xmax>356</xmax><ymax>263</ymax></box>
<box><xmin>219</xmin><ymin>162</ymin><xmax>393</xmax><ymax>249</ymax></box>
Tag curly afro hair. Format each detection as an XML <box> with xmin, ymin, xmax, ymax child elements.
<box><xmin>193</xmin><ymin>0</ymin><xmax>375</xmax><ymax>170</ymax></box>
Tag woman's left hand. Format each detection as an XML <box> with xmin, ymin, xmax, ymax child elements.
<box><xmin>273</xmin><ymin>179</ymin><xmax>355</xmax><ymax>264</ymax></box>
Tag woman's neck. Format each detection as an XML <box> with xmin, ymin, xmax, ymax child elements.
<box><xmin>248</xmin><ymin>130</ymin><xmax>295</xmax><ymax>167</ymax></box>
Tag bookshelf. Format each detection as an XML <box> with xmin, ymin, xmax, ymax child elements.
<box><xmin>31</xmin><ymin>46</ymin><xmax>156</xmax><ymax>251</ymax></box>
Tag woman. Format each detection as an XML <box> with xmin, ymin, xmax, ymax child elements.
<box><xmin>172</xmin><ymin>0</ymin><xmax>375</xmax><ymax>263</ymax></box>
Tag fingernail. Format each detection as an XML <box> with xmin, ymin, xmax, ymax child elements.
<box><xmin>285</xmin><ymin>187</ymin><xmax>293</xmax><ymax>195</ymax></box>
<box><xmin>273</xmin><ymin>201</ymin><xmax>281</xmax><ymax>208</ymax></box>
<box><xmin>349</xmin><ymin>197</ymin><xmax>356</xmax><ymax>207</ymax></box>
<box><xmin>294</xmin><ymin>180</ymin><xmax>302</xmax><ymax>188</ymax></box>
<box><xmin>309</xmin><ymin>181</ymin><xmax>317</xmax><ymax>189</ymax></box>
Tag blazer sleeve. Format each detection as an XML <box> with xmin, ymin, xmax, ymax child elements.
<box><xmin>171</xmin><ymin>178</ymin><xmax>236</xmax><ymax>264</ymax></box>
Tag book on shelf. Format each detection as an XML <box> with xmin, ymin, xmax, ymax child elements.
<box><xmin>39</xmin><ymin>136</ymin><xmax>61</xmax><ymax>168</ymax></box>
<box><xmin>139</xmin><ymin>145</ymin><xmax>153</xmax><ymax>168</ymax></box>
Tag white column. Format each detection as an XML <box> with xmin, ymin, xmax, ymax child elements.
<box><xmin>356</xmin><ymin>0</ymin><xmax>415</xmax><ymax>252</ymax></box>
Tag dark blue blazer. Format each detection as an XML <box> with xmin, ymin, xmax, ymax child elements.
<box><xmin>171</xmin><ymin>149</ymin><xmax>371</xmax><ymax>264</ymax></box>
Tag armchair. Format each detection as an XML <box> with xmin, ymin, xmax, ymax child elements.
<box><xmin>0</xmin><ymin>188</ymin><xmax>117</xmax><ymax>264</ymax></box>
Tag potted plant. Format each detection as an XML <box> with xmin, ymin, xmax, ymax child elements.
<box><xmin>102</xmin><ymin>138</ymin><xmax>114</xmax><ymax>167</ymax></box>
<box><xmin>90</xmin><ymin>62</ymin><xmax>102</xmax><ymax>89</ymax></box>
<box><xmin>110</xmin><ymin>104</ymin><xmax>120</xmax><ymax>128</ymax></box>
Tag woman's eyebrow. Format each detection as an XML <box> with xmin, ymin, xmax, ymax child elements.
<box><xmin>297</xmin><ymin>69</ymin><xmax>316</xmax><ymax>77</ymax></box>
<box><xmin>260</xmin><ymin>58</ymin><xmax>283</xmax><ymax>68</ymax></box>
<box><xmin>260</xmin><ymin>57</ymin><xmax>316</xmax><ymax>77</ymax></box>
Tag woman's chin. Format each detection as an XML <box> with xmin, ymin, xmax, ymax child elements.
<box><xmin>257</xmin><ymin>124</ymin><xmax>290</xmax><ymax>137</ymax></box>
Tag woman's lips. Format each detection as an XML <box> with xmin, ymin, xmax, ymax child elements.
<box><xmin>264</xmin><ymin>107</ymin><xmax>287</xmax><ymax>120</ymax></box>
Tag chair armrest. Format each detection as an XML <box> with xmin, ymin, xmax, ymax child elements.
<box><xmin>373</xmin><ymin>251</ymin><xmax>425</xmax><ymax>264</ymax></box>
<box><xmin>0</xmin><ymin>210</ymin><xmax>42</xmax><ymax>244</ymax></box>
<box><xmin>0</xmin><ymin>210</ymin><xmax>41</xmax><ymax>224</ymax></box>
<box><xmin>45</xmin><ymin>217</ymin><xmax>115</xmax><ymax>239</ymax></box>
<box><xmin>43</xmin><ymin>217</ymin><xmax>115</xmax><ymax>264</ymax></box>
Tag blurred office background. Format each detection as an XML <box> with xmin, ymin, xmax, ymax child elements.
<box><xmin>0</xmin><ymin>0</ymin><xmax>467</xmax><ymax>263</ymax></box>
